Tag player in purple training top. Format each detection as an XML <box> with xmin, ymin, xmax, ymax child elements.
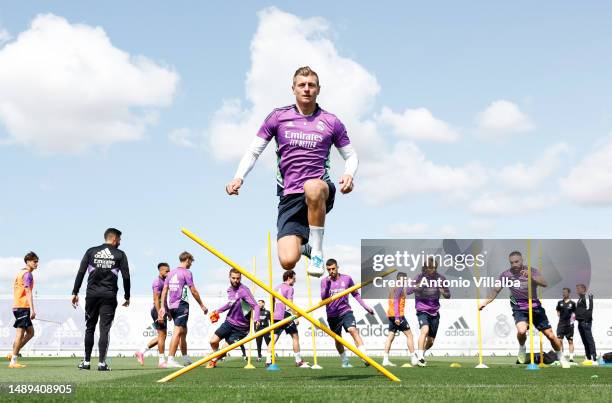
<box><xmin>135</xmin><ymin>262</ymin><xmax>172</xmax><ymax>368</ymax></box>
<box><xmin>479</xmin><ymin>251</ymin><xmax>568</xmax><ymax>367</ymax></box>
<box><xmin>406</xmin><ymin>257</ymin><xmax>450</xmax><ymax>367</ymax></box>
<box><xmin>321</xmin><ymin>259</ymin><xmax>373</xmax><ymax>368</ymax></box>
<box><xmin>226</xmin><ymin>66</ymin><xmax>359</xmax><ymax>278</ymax></box>
<box><xmin>207</xmin><ymin>268</ymin><xmax>260</xmax><ymax>368</ymax></box>
<box><xmin>159</xmin><ymin>252</ymin><xmax>208</xmax><ymax>368</ymax></box>
<box><xmin>266</xmin><ymin>270</ymin><xmax>309</xmax><ymax>368</ymax></box>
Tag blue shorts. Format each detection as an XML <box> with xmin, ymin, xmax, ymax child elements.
<box><xmin>215</xmin><ymin>321</ymin><xmax>249</xmax><ymax>344</ymax></box>
<box><xmin>169</xmin><ymin>301</ymin><xmax>189</xmax><ymax>327</ymax></box>
<box><xmin>151</xmin><ymin>307</ymin><xmax>168</xmax><ymax>331</ymax></box>
<box><xmin>277</xmin><ymin>181</ymin><xmax>336</xmax><ymax>243</ymax></box>
<box><xmin>417</xmin><ymin>312</ymin><xmax>440</xmax><ymax>338</ymax></box>
<box><xmin>13</xmin><ymin>308</ymin><xmax>33</xmax><ymax>329</ymax></box>
<box><xmin>274</xmin><ymin>311</ymin><xmax>298</xmax><ymax>336</ymax></box>
<box><xmin>388</xmin><ymin>316</ymin><xmax>410</xmax><ymax>332</ymax></box>
<box><xmin>328</xmin><ymin>312</ymin><xmax>356</xmax><ymax>336</ymax></box>
<box><xmin>511</xmin><ymin>306</ymin><xmax>551</xmax><ymax>331</ymax></box>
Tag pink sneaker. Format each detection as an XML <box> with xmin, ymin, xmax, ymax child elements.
<box><xmin>157</xmin><ymin>361</ymin><xmax>168</xmax><ymax>369</ymax></box>
<box><xmin>135</xmin><ymin>351</ymin><xmax>144</xmax><ymax>366</ymax></box>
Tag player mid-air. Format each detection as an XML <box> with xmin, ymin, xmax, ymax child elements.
<box><xmin>479</xmin><ymin>251</ymin><xmax>569</xmax><ymax>368</ymax></box>
<box><xmin>226</xmin><ymin>66</ymin><xmax>359</xmax><ymax>277</ymax></box>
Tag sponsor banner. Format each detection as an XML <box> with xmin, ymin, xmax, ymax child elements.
<box><xmin>1</xmin><ymin>297</ymin><xmax>610</xmax><ymax>356</ymax></box>
<box><xmin>361</xmin><ymin>239</ymin><xmax>611</xmax><ymax>299</ymax></box>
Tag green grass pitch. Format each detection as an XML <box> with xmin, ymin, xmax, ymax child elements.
<box><xmin>0</xmin><ymin>356</ymin><xmax>610</xmax><ymax>402</ymax></box>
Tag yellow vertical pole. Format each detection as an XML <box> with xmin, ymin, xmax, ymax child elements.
<box><xmin>244</xmin><ymin>257</ymin><xmax>256</xmax><ymax>369</ymax></box>
<box><xmin>474</xmin><ymin>244</ymin><xmax>487</xmax><ymax>368</ymax></box>
<box><xmin>305</xmin><ymin>257</ymin><xmax>322</xmax><ymax>369</ymax></box>
<box><xmin>537</xmin><ymin>242</ymin><xmax>547</xmax><ymax>367</ymax></box>
<box><xmin>527</xmin><ymin>239</ymin><xmax>537</xmax><ymax>368</ymax></box>
<box><xmin>268</xmin><ymin>232</ymin><xmax>277</xmax><ymax>367</ymax></box>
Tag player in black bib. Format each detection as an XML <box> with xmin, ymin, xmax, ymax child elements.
<box><xmin>555</xmin><ymin>287</ymin><xmax>576</xmax><ymax>362</ymax></box>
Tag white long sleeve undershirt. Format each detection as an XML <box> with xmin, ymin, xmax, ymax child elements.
<box><xmin>233</xmin><ymin>138</ymin><xmax>359</xmax><ymax>180</ymax></box>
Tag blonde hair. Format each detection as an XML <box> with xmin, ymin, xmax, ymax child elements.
<box><xmin>293</xmin><ymin>66</ymin><xmax>319</xmax><ymax>86</ymax></box>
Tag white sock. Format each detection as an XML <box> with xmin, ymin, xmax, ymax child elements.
<box><xmin>183</xmin><ymin>355</ymin><xmax>192</xmax><ymax>362</ymax></box>
<box><xmin>139</xmin><ymin>346</ymin><xmax>148</xmax><ymax>354</ymax></box>
<box><xmin>340</xmin><ymin>351</ymin><xmax>348</xmax><ymax>363</ymax></box>
<box><xmin>519</xmin><ymin>344</ymin><xmax>526</xmax><ymax>353</ymax></box>
<box><xmin>416</xmin><ymin>350</ymin><xmax>423</xmax><ymax>359</ymax></box>
<box><xmin>98</xmin><ymin>362</ymin><xmax>106</xmax><ymax>366</ymax></box>
<box><xmin>294</xmin><ymin>352</ymin><xmax>302</xmax><ymax>362</ymax></box>
<box><xmin>83</xmin><ymin>360</ymin><xmax>90</xmax><ymax>365</ymax></box>
<box><xmin>556</xmin><ymin>350</ymin><xmax>564</xmax><ymax>361</ymax></box>
<box><xmin>569</xmin><ymin>352</ymin><xmax>574</xmax><ymax>360</ymax></box>
<box><xmin>10</xmin><ymin>356</ymin><xmax>16</xmax><ymax>364</ymax></box>
<box><xmin>309</xmin><ymin>226</ymin><xmax>324</xmax><ymax>256</ymax></box>
<box><xmin>383</xmin><ymin>353</ymin><xmax>389</xmax><ymax>361</ymax></box>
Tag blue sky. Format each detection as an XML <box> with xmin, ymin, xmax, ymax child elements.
<box><xmin>1</xmin><ymin>2</ymin><xmax>612</xmax><ymax>298</ymax></box>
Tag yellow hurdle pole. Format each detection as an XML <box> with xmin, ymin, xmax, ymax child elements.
<box><xmin>268</xmin><ymin>232</ymin><xmax>276</xmax><ymax>365</ymax></box>
<box><xmin>305</xmin><ymin>257</ymin><xmax>319</xmax><ymax>368</ymax></box>
<box><xmin>244</xmin><ymin>257</ymin><xmax>256</xmax><ymax>369</ymax></box>
<box><xmin>527</xmin><ymin>239</ymin><xmax>536</xmax><ymax>365</ymax></box>
<box><xmin>474</xmin><ymin>250</ymin><xmax>485</xmax><ymax>367</ymax></box>
<box><xmin>537</xmin><ymin>242</ymin><xmax>545</xmax><ymax>367</ymax></box>
<box><xmin>157</xmin><ymin>263</ymin><xmax>397</xmax><ymax>383</ymax></box>
<box><xmin>177</xmin><ymin>228</ymin><xmax>401</xmax><ymax>382</ymax></box>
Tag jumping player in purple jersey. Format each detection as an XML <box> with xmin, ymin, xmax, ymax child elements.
<box><xmin>207</xmin><ymin>268</ymin><xmax>260</xmax><ymax>368</ymax></box>
<box><xmin>135</xmin><ymin>262</ymin><xmax>175</xmax><ymax>368</ymax></box>
<box><xmin>479</xmin><ymin>251</ymin><xmax>568</xmax><ymax>367</ymax></box>
<box><xmin>226</xmin><ymin>66</ymin><xmax>359</xmax><ymax>278</ymax></box>
<box><xmin>159</xmin><ymin>252</ymin><xmax>208</xmax><ymax>368</ymax></box>
<box><xmin>266</xmin><ymin>270</ymin><xmax>309</xmax><ymax>368</ymax></box>
<box><xmin>321</xmin><ymin>259</ymin><xmax>373</xmax><ymax>368</ymax></box>
<box><xmin>406</xmin><ymin>257</ymin><xmax>450</xmax><ymax>367</ymax></box>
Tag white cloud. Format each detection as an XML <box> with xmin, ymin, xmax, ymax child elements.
<box><xmin>207</xmin><ymin>7</ymin><xmax>384</xmax><ymax>162</ymax></box>
<box><xmin>560</xmin><ymin>134</ymin><xmax>612</xmax><ymax>205</ymax></box>
<box><xmin>0</xmin><ymin>14</ymin><xmax>179</xmax><ymax>154</ymax></box>
<box><xmin>359</xmin><ymin>141</ymin><xmax>488</xmax><ymax>205</ymax></box>
<box><xmin>169</xmin><ymin>128</ymin><xmax>197</xmax><ymax>148</ymax></box>
<box><xmin>0</xmin><ymin>257</ymin><xmax>79</xmax><ymax>293</ymax></box>
<box><xmin>0</xmin><ymin>27</ymin><xmax>11</xmax><ymax>44</ymax></box>
<box><xmin>377</xmin><ymin>106</ymin><xmax>459</xmax><ymax>142</ymax></box>
<box><xmin>469</xmin><ymin>193</ymin><xmax>557</xmax><ymax>216</ymax></box>
<box><xmin>497</xmin><ymin>142</ymin><xmax>569</xmax><ymax>190</ymax></box>
<box><xmin>476</xmin><ymin>100</ymin><xmax>533</xmax><ymax>133</ymax></box>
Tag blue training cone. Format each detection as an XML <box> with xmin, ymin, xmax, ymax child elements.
<box><xmin>526</xmin><ymin>363</ymin><xmax>540</xmax><ymax>371</ymax></box>
<box><xmin>266</xmin><ymin>363</ymin><xmax>280</xmax><ymax>371</ymax></box>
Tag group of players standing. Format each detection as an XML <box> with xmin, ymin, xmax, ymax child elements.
<box><xmin>6</xmin><ymin>66</ymin><xmax>601</xmax><ymax>370</ymax></box>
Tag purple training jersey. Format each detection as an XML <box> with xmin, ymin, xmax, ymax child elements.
<box><xmin>164</xmin><ymin>267</ymin><xmax>194</xmax><ymax>310</ymax></box>
<box><xmin>321</xmin><ymin>274</ymin><xmax>369</xmax><ymax>318</ymax></box>
<box><xmin>152</xmin><ymin>276</ymin><xmax>164</xmax><ymax>309</ymax></box>
<box><xmin>257</xmin><ymin>105</ymin><xmax>351</xmax><ymax>196</ymax></box>
<box><xmin>273</xmin><ymin>282</ymin><xmax>294</xmax><ymax>321</ymax></box>
<box><xmin>498</xmin><ymin>266</ymin><xmax>541</xmax><ymax>310</ymax></box>
<box><xmin>407</xmin><ymin>272</ymin><xmax>450</xmax><ymax>316</ymax></box>
<box><xmin>216</xmin><ymin>284</ymin><xmax>260</xmax><ymax>329</ymax></box>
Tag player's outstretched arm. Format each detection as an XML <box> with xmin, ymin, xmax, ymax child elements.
<box><xmin>479</xmin><ymin>288</ymin><xmax>501</xmax><ymax>310</ymax></box>
<box><xmin>226</xmin><ymin>137</ymin><xmax>270</xmax><ymax>195</ymax></box>
<box><xmin>189</xmin><ymin>285</ymin><xmax>208</xmax><ymax>314</ymax></box>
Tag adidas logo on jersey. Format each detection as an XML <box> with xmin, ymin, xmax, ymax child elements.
<box><xmin>94</xmin><ymin>248</ymin><xmax>114</xmax><ymax>260</ymax></box>
<box><xmin>446</xmin><ymin>316</ymin><xmax>474</xmax><ymax>337</ymax></box>
<box><xmin>316</xmin><ymin>121</ymin><xmax>326</xmax><ymax>131</ymax></box>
